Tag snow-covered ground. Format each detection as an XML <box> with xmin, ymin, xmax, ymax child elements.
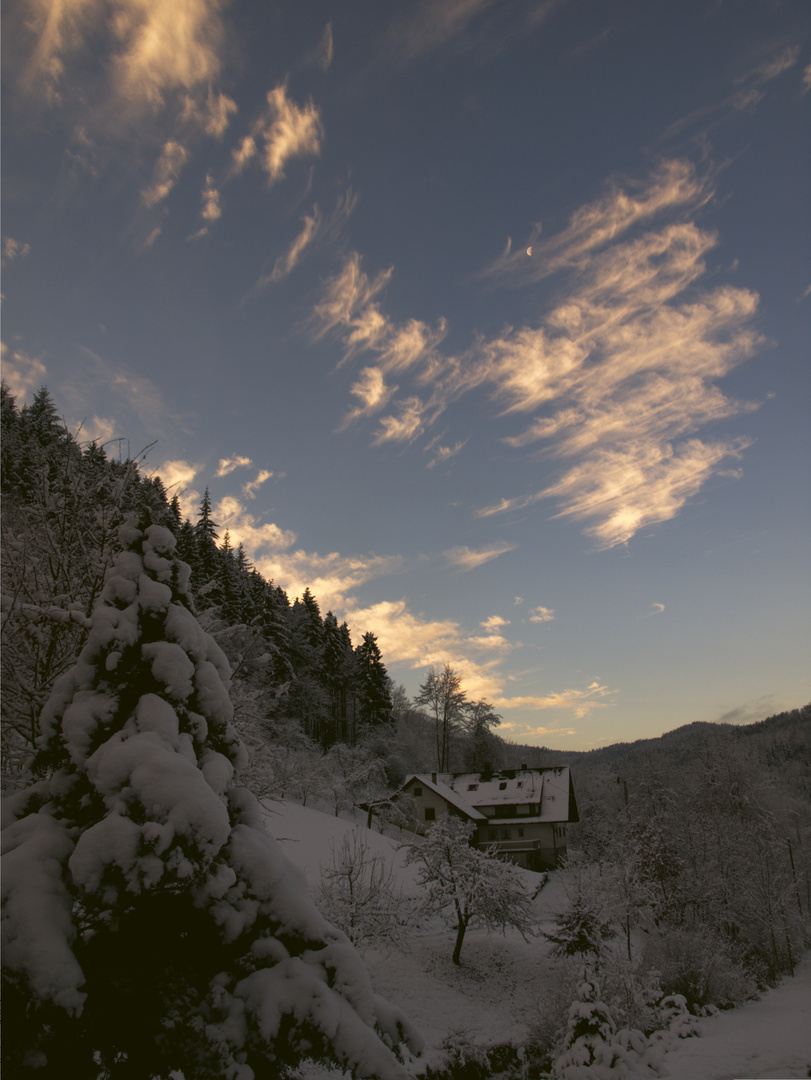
<box><xmin>658</xmin><ymin>954</ymin><xmax>811</xmax><ymax>1080</ymax></box>
<box><xmin>262</xmin><ymin>799</ymin><xmax>811</xmax><ymax>1079</ymax></box>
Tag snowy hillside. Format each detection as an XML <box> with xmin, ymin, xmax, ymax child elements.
<box><xmin>262</xmin><ymin>800</ymin><xmax>811</xmax><ymax>1079</ymax></box>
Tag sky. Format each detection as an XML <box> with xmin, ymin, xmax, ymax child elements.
<box><xmin>2</xmin><ymin>0</ymin><xmax>809</xmax><ymax>751</ymax></box>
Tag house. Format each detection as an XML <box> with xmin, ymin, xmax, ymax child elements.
<box><xmin>400</xmin><ymin>765</ymin><xmax>578</xmax><ymax>871</ymax></box>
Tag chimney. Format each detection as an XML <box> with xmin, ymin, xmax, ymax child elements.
<box><xmin>521</xmin><ymin>763</ymin><xmax>527</xmax><ymax>771</ymax></box>
<box><xmin>431</xmin><ymin>772</ymin><xmax>437</xmax><ymax>784</ymax></box>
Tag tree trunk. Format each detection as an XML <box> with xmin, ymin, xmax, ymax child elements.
<box><xmin>452</xmin><ymin>907</ymin><xmax>468</xmax><ymax>965</ymax></box>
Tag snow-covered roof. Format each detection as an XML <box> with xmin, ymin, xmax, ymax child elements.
<box><xmin>440</xmin><ymin>767</ymin><xmax>575</xmax><ymax>822</ymax></box>
<box><xmin>402</xmin><ymin>774</ymin><xmax>487</xmax><ymax>822</ymax></box>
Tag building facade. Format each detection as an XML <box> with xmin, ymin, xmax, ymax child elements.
<box><xmin>400</xmin><ymin>766</ymin><xmax>578</xmax><ymax>871</ymax></box>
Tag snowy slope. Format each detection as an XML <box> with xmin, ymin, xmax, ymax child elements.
<box><xmin>262</xmin><ymin>799</ymin><xmax>811</xmax><ymax>1079</ymax></box>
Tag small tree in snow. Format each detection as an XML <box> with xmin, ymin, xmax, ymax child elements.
<box><xmin>318</xmin><ymin>828</ymin><xmax>413</xmax><ymax>953</ymax></box>
<box><xmin>545</xmin><ymin>854</ymin><xmax>616</xmax><ymax>966</ymax></box>
<box><xmin>552</xmin><ymin>970</ymin><xmax>661</xmax><ymax>1080</ymax></box>
<box><xmin>1</xmin><ymin>521</ymin><xmax>421</xmax><ymax>1079</ymax></box>
<box><xmin>403</xmin><ymin>816</ymin><xmax>534</xmax><ymax>965</ymax></box>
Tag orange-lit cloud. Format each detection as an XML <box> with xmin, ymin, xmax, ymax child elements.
<box><xmin>243</xmin><ymin>470</ymin><xmax>274</xmax><ymax>500</ymax></box>
<box><xmin>141</xmin><ymin>140</ymin><xmax>188</xmax><ymax>207</ymax></box>
<box><xmin>319</xmin><ymin>159</ymin><xmax>763</xmax><ymax>547</ymax></box>
<box><xmin>494</xmin><ymin>680</ymin><xmax>614</xmax><ymax>719</ymax></box>
<box><xmin>480</xmin><ymin>159</ymin><xmax>713</xmax><ymax>286</ymax></box>
<box><xmin>528</xmin><ymin>606</ymin><xmax>555</xmax><ymax>623</ymax></box>
<box><xmin>1</xmin><ymin>346</ymin><xmax>47</xmax><ymax>402</ymax></box>
<box><xmin>259</xmin><ymin>84</ymin><xmax>323</xmax><ymax>184</ymax></box>
<box><xmin>215</xmin><ymin>455</ymin><xmax>252</xmax><ymax>477</ymax></box>
<box><xmin>2</xmin><ymin>237</ymin><xmax>32</xmax><ymax>265</ymax></box>
<box><xmin>19</xmin><ymin>0</ymin><xmax>230</xmax><ymax>112</ymax></box>
<box><xmin>443</xmin><ymin>542</ymin><xmax>517</xmax><ymax>572</ymax></box>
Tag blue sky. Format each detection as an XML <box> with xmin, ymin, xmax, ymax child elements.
<box><xmin>2</xmin><ymin>0</ymin><xmax>809</xmax><ymax>749</ymax></box>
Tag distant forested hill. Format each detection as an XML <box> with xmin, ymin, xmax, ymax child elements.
<box><xmin>506</xmin><ymin>705</ymin><xmax>810</xmax><ymax>774</ymax></box>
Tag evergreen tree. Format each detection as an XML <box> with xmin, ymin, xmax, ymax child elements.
<box><xmin>193</xmin><ymin>487</ymin><xmax>221</xmax><ymax>604</ymax></box>
<box><xmin>1</xmin><ymin>521</ymin><xmax>420</xmax><ymax>1078</ymax></box>
<box><xmin>322</xmin><ymin>613</ymin><xmax>354</xmax><ymax>745</ymax></box>
<box><xmin>462</xmin><ymin>699</ymin><xmax>503</xmax><ymax>771</ymax></box>
<box><xmin>353</xmin><ymin>633</ymin><xmax>392</xmax><ymax>736</ymax></box>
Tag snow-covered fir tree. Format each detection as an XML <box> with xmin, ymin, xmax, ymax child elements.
<box><xmin>2</xmin><ymin>520</ymin><xmax>421</xmax><ymax>1079</ymax></box>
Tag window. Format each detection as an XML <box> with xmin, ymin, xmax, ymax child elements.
<box><xmin>424</xmin><ymin>807</ymin><xmax>435</xmax><ymax>821</ymax></box>
<box><xmin>499</xmin><ymin>782</ymin><xmax>507</xmax><ymax>790</ymax></box>
<box><xmin>489</xmin><ymin>830</ymin><xmax>497</xmax><ymax>841</ymax></box>
<box><xmin>518</xmin><ymin>828</ymin><xmax>524</xmax><ymax>838</ymax></box>
<box><xmin>517</xmin><ymin>804</ymin><xmax>531</xmax><ymax>815</ymax></box>
<box><xmin>501</xmin><ymin>829</ymin><xmax>511</xmax><ymax>840</ymax></box>
<box><xmin>413</xmin><ymin>786</ymin><xmax>422</xmax><ymax>796</ymax></box>
<box><xmin>467</xmin><ymin>784</ymin><xmax>478</xmax><ymax>791</ymax></box>
<box><xmin>516</xmin><ymin>782</ymin><xmax>523</xmax><ymax>788</ymax></box>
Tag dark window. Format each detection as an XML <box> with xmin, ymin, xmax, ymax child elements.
<box><xmin>518</xmin><ymin>828</ymin><xmax>524</xmax><ymax>838</ymax></box>
<box><xmin>467</xmin><ymin>784</ymin><xmax>478</xmax><ymax>791</ymax></box>
<box><xmin>489</xmin><ymin>830</ymin><xmax>497</xmax><ymax>841</ymax></box>
<box><xmin>424</xmin><ymin>807</ymin><xmax>435</xmax><ymax>821</ymax></box>
<box><xmin>499</xmin><ymin>782</ymin><xmax>507</xmax><ymax>790</ymax></box>
<box><xmin>501</xmin><ymin>829</ymin><xmax>511</xmax><ymax>840</ymax></box>
<box><xmin>413</xmin><ymin>786</ymin><xmax>422</xmax><ymax>796</ymax></box>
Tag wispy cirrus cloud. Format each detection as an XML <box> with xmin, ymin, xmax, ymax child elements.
<box><xmin>307</xmin><ymin>22</ymin><xmax>333</xmax><ymax>71</ymax></box>
<box><xmin>495</xmin><ymin>680</ymin><xmax>614</xmax><ymax>719</ymax></box>
<box><xmin>663</xmin><ymin>42</ymin><xmax>802</xmax><ymax>139</ymax></box>
<box><xmin>17</xmin><ymin>0</ymin><xmax>231</xmax><ymax>116</ymax></box>
<box><xmin>341</xmin><ymin>368</ymin><xmax>397</xmax><ymax>428</ymax></box>
<box><xmin>313</xmin><ymin>251</ymin><xmax>449</xmax><ymax>440</ymax></box>
<box><xmin>249</xmin><ymin>189</ymin><xmax>358</xmax><ymax>293</ymax></box>
<box><xmin>426</xmin><ymin>437</ymin><xmax>468</xmax><ymax>469</ymax></box>
<box><xmin>141</xmin><ymin>140</ymin><xmax>188</xmax><ymax>207</ymax></box>
<box><xmin>181</xmin><ymin>87</ymin><xmax>238</xmax><ymax>138</ymax></box>
<box><xmin>479</xmin><ymin>158</ymin><xmax>713</xmax><ymax>287</ymax></box>
<box><xmin>229</xmin><ymin>83</ymin><xmax>323</xmax><ymax>185</ymax></box>
<box><xmin>319</xmin><ymin>158</ymin><xmax>763</xmax><ymax>547</ymax></box>
<box><xmin>443</xmin><ymin>542</ymin><xmax>517</xmax><ymax>572</ymax></box>
<box><xmin>383</xmin><ymin>0</ymin><xmax>497</xmax><ymax>65</ymax></box>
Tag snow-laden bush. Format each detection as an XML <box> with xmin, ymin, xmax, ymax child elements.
<box><xmin>552</xmin><ymin>970</ymin><xmax>662</xmax><ymax>1080</ymax></box>
<box><xmin>643</xmin><ymin>923</ymin><xmax>757</xmax><ymax>1009</ymax></box>
<box><xmin>1</xmin><ymin>521</ymin><xmax>422</xmax><ymax>1079</ymax></box>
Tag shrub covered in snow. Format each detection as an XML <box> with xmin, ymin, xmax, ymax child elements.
<box><xmin>552</xmin><ymin>970</ymin><xmax>663</xmax><ymax>1080</ymax></box>
<box><xmin>1</xmin><ymin>521</ymin><xmax>422</xmax><ymax>1079</ymax></box>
